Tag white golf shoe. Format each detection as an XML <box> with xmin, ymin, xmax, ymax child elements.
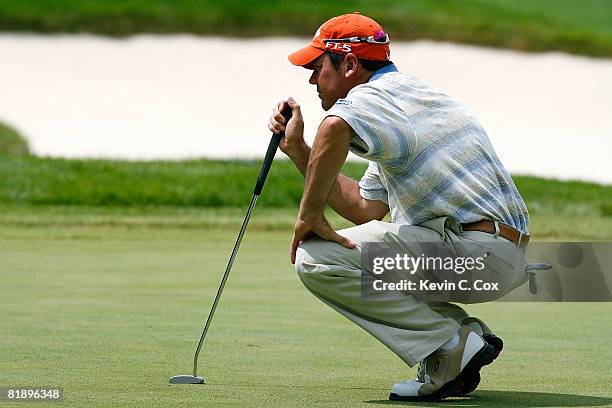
<box><xmin>389</xmin><ymin>326</ymin><xmax>494</xmax><ymax>401</ymax></box>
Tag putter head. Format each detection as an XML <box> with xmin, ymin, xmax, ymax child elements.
<box><xmin>169</xmin><ymin>375</ymin><xmax>206</xmax><ymax>384</ymax></box>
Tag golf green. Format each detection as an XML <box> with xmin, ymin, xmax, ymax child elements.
<box><xmin>1</xmin><ymin>223</ymin><xmax>611</xmax><ymax>407</ymax></box>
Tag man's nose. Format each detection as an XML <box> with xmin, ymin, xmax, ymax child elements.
<box><xmin>309</xmin><ymin>71</ymin><xmax>317</xmax><ymax>84</ymax></box>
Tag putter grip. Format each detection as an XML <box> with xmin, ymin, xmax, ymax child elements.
<box><xmin>254</xmin><ymin>105</ymin><xmax>293</xmax><ymax>195</ymax></box>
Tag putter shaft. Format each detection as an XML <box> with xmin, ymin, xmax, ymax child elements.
<box><xmin>192</xmin><ymin>194</ymin><xmax>259</xmax><ymax>377</ymax></box>
<box><xmin>174</xmin><ymin>105</ymin><xmax>291</xmax><ymax>383</ymax></box>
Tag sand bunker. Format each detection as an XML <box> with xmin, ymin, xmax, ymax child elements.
<box><xmin>0</xmin><ymin>35</ymin><xmax>610</xmax><ymax>183</ymax></box>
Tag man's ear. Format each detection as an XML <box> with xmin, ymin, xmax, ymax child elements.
<box><xmin>344</xmin><ymin>53</ymin><xmax>359</xmax><ymax>78</ymax></box>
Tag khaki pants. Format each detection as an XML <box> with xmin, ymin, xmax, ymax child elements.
<box><xmin>294</xmin><ymin>216</ymin><xmax>527</xmax><ymax>367</ymax></box>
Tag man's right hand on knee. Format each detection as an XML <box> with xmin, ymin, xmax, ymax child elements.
<box><xmin>290</xmin><ymin>215</ymin><xmax>356</xmax><ymax>264</ymax></box>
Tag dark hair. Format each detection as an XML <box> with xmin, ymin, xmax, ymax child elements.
<box><xmin>325</xmin><ymin>51</ymin><xmax>393</xmax><ymax>72</ymax></box>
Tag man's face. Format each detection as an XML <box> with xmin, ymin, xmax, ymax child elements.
<box><xmin>308</xmin><ymin>54</ymin><xmax>350</xmax><ymax>111</ymax></box>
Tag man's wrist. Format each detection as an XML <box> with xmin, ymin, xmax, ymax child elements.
<box><xmin>285</xmin><ymin>141</ymin><xmax>310</xmax><ymax>160</ymax></box>
<box><xmin>297</xmin><ymin>211</ymin><xmax>324</xmax><ymax>226</ymax></box>
<box><xmin>285</xmin><ymin>141</ymin><xmax>311</xmax><ymax>175</ymax></box>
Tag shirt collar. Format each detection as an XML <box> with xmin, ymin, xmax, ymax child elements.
<box><xmin>368</xmin><ymin>63</ymin><xmax>399</xmax><ymax>82</ymax></box>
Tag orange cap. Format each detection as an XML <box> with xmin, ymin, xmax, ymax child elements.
<box><xmin>288</xmin><ymin>12</ymin><xmax>390</xmax><ymax>68</ymax></box>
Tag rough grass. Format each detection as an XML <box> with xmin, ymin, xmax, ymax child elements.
<box><xmin>0</xmin><ymin>205</ymin><xmax>611</xmax><ymax>241</ymax></box>
<box><xmin>0</xmin><ymin>0</ymin><xmax>611</xmax><ymax>57</ymax></box>
<box><xmin>1</xmin><ymin>223</ymin><xmax>611</xmax><ymax>407</ymax></box>
<box><xmin>1</xmin><ymin>157</ymin><xmax>611</xmax><ymax>221</ymax></box>
<box><xmin>0</xmin><ymin>120</ymin><xmax>29</xmax><ymax>156</ymax></box>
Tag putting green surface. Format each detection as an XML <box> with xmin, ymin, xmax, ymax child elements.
<box><xmin>1</xmin><ymin>219</ymin><xmax>611</xmax><ymax>407</ymax></box>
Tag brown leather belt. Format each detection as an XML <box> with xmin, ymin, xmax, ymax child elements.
<box><xmin>462</xmin><ymin>220</ymin><xmax>530</xmax><ymax>248</ymax></box>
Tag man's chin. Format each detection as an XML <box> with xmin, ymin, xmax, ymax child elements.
<box><xmin>318</xmin><ymin>93</ymin><xmax>339</xmax><ymax>111</ymax></box>
<box><xmin>321</xmin><ymin>99</ymin><xmax>335</xmax><ymax>111</ymax></box>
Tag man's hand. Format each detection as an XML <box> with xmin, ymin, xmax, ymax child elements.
<box><xmin>268</xmin><ymin>97</ymin><xmax>307</xmax><ymax>157</ymax></box>
<box><xmin>290</xmin><ymin>215</ymin><xmax>357</xmax><ymax>264</ymax></box>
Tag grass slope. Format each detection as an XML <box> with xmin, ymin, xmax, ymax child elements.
<box><xmin>1</xmin><ymin>156</ymin><xmax>611</xmax><ymax>218</ymax></box>
<box><xmin>1</xmin><ymin>224</ymin><xmax>611</xmax><ymax>407</ymax></box>
<box><xmin>0</xmin><ymin>204</ymin><xmax>611</xmax><ymax>241</ymax></box>
<box><xmin>0</xmin><ymin>0</ymin><xmax>611</xmax><ymax>57</ymax></box>
<box><xmin>0</xmin><ymin>121</ymin><xmax>29</xmax><ymax>156</ymax></box>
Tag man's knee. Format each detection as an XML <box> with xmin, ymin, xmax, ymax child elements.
<box><xmin>294</xmin><ymin>221</ymin><xmax>388</xmax><ymax>282</ymax></box>
<box><xmin>294</xmin><ymin>239</ymin><xmax>321</xmax><ymax>285</ymax></box>
<box><xmin>295</xmin><ymin>237</ymin><xmax>362</xmax><ymax>285</ymax></box>
<box><xmin>294</xmin><ymin>238</ymin><xmax>344</xmax><ymax>284</ymax></box>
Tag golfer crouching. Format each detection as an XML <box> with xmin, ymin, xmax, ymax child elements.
<box><xmin>267</xmin><ymin>12</ymin><xmax>530</xmax><ymax>401</ymax></box>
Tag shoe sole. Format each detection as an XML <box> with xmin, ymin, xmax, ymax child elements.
<box><xmin>455</xmin><ymin>334</ymin><xmax>503</xmax><ymax>396</ymax></box>
<box><xmin>389</xmin><ymin>342</ymin><xmax>496</xmax><ymax>402</ymax></box>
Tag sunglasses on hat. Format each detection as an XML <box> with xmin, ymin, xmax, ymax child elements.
<box><xmin>323</xmin><ymin>33</ymin><xmax>390</xmax><ymax>45</ymax></box>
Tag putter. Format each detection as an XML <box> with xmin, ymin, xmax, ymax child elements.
<box><xmin>170</xmin><ymin>106</ymin><xmax>292</xmax><ymax>384</ymax></box>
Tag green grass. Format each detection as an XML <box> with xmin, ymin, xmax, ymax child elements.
<box><xmin>0</xmin><ymin>121</ymin><xmax>29</xmax><ymax>156</ymax></box>
<box><xmin>0</xmin><ymin>0</ymin><xmax>611</xmax><ymax>57</ymax></box>
<box><xmin>0</xmin><ymin>204</ymin><xmax>611</xmax><ymax>241</ymax></box>
<box><xmin>0</xmin><ymin>156</ymin><xmax>314</xmax><ymax>208</ymax></box>
<box><xmin>1</xmin><ymin>157</ymin><xmax>611</xmax><ymax>221</ymax></box>
<box><xmin>1</xmin><ymin>220</ymin><xmax>611</xmax><ymax>407</ymax></box>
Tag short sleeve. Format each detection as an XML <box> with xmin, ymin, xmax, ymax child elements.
<box><xmin>359</xmin><ymin>161</ymin><xmax>389</xmax><ymax>204</ymax></box>
<box><xmin>325</xmin><ymin>88</ymin><xmax>411</xmax><ymax>163</ymax></box>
